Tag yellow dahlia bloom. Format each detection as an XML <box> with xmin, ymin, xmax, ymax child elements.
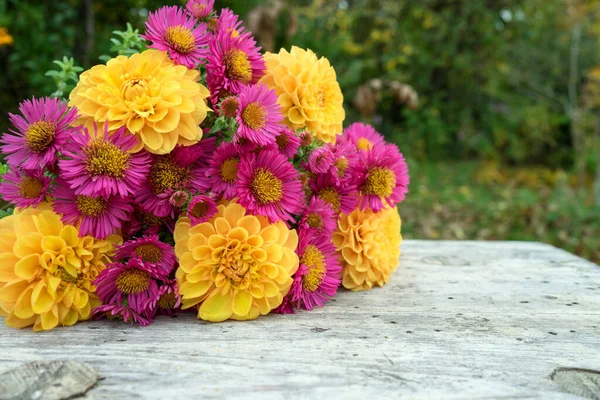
<box><xmin>0</xmin><ymin>204</ymin><xmax>120</xmax><ymax>331</ymax></box>
<box><xmin>69</xmin><ymin>49</ymin><xmax>210</xmax><ymax>155</ymax></box>
<box><xmin>174</xmin><ymin>201</ymin><xmax>299</xmax><ymax>321</ymax></box>
<box><xmin>259</xmin><ymin>46</ymin><xmax>345</xmax><ymax>144</ymax></box>
<box><xmin>332</xmin><ymin>207</ymin><xmax>402</xmax><ymax>291</ymax></box>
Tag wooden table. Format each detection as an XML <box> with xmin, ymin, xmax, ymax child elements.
<box><xmin>1</xmin><ymin>240</ymin><xmax>599</xmax><ymax>399</ymax></box>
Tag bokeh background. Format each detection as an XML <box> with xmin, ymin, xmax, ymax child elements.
<box><xmin>0</xmin><ymin>0</ymin><xmax>599</xmax><ymax>263</ymax></box>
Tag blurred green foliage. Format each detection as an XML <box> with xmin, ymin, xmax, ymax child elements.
<box><xmin>286</xmin><ymin>0</ymin><xmax>600</xmax><ymax>168</ymax></box>
<box><xmin>402</xmin><ymin>160</ymin><xmax>600</xmax><ymax>264</ymax></box>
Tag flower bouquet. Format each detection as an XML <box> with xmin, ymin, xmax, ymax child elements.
<box><xmin>0</xmin><ymin>1</ymin><xmax>409</xmax><ymax>331</ymax></box>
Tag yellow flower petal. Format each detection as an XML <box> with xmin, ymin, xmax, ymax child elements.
<box><xmin>14</xmin><ymin>254</ymin><xmax>40</xmax><ymax>280</ymax></box>
<box><xmin>175</xmin><ymin>201</ymin><xmax>299</xmax><ymax>322</ymax></box>
<box><xmin>199</xmin><ymin>291</ymin><xmax>233</xmax><ymax>322</ymax></box>
<box><xmin>31</xmin><ymin>281</ymin><xmax>54</xmax><ymax>314</ymax></box>
<box><xmin>70</xmin><ymin>49</ymin><xmax>209</xmax><ymax>154</ymax></box>
<box><xmin>0</xmin><ymin>253</ymin><xmax>18</xmax><ymax>282</ymax></box>
<box><xmin>334</xmin><ymin>207</ymin><xmax>402</xmax><ymax>291</ymax></box>
<box><xmin>232</xmin><ymin>290</ymin><xmax>252</xmax><ymax>317</ymax></box>
<box><xmin>180</xmin><ymin>280</ymin><xmax>211</xmax><ymax>299</ymax></box>
<box><xmin>40</xmin><ymin>306</ymin><xmax>59</xmax><ymax>330</ymax></box>
<box><xmin>0</xmin><ymin>205</ymin><xmax>117</xmax><ymax>331</ymax></box>
<box><xmin>5</xmin><ymin>314</ymin><xmax>36</xmax><ymax>330</ymax></box>
<box><xmin>13</xmin><ymin>287</ymin><xmax>34</xmax><ymax>319</ymax></box>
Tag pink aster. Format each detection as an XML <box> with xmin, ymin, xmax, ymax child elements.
<box><xmin>273</xmin><ymin>295</ymin><xmax>295</xmax><ymax>315</ymax></box>
<box><xmin>92</xmin><ymin>304</ymin><xmax>153</xmax><ymax>326</ymax></box>
<box><xmin>328</xmin><ymin>140</ymin><xmax>359</xmax><ymax>184</ymax></box>
<box><xmin>206</xmin><ymin>27</ymin><xmax>265</xmax><ymax>106</ymax></box>
<box><xmin>310</xmin><ymin>173</ymin><xmax>357</xmax><ymax>214</ymax></box>
<box><xmin>285</xmin><ymin>229</ymin><xmax>342</xmax><ymax>311</ymax></box>
<box><xmin>202</xmin><ymin>142</ymin><xmax>240</xmax><ymax>199</ymax></box>
<box><xmin>115</xmin><ymin>235</ymin><xmax>176</xmax><ymax>278</ymax></box>
<box><xmin>351</xmin><ymin>143</ymin><xmax>410</xmax><ymax>211</ymax></box>
<box><xmin>152</xmin><ymin>280</ymin><xmax>182</xmax><ymax>316</ymax></box>
<box><xmin>187</xmin><ymin>195</ymin><xmax>218</xmax><ymax>226</ymax></box>
<box><xmin>59</xmin><ymin>124</ymin><xmax>151</xmax><ymax>198</ymax></box>
<box><xmin>1</xmin><ymin>96</ymin><xmax>79</xmax><ymax>171</ymax></box>
<box><xmin>235</xmin><ymin>84</ymin><xmax>282</xmax><ymax>146</ymax></box>
<box><xmin>219</xmin><ymin>95</ymin><xmax>239</xmax><ymax>118</ymax></box>
<box><xmin>136</xmin><ymin>146</ymin><xmax>207</xmax><ymax>218</ymax></box>
<box><xmin>233</xmin><ymin>137</ymin><xmax>277</xmax><ymax>155</ymax></box>
<box><xmin>186</xmin><ymin>0</ymin><xmax>214</xmax><ymax>19</ymax></box>
<box><xmin>307</xmin><ymin>146</ymin><xmax>335</xmax><ymax>174</ymax></box>
<box><xmin>171</xmin><ymin>137</ymin><xmax>216</xmax><ymax>169</ymax></box>
<box><xmin>143</xmin><ymin>5</ymin><xmax>209</xmax><ymax>68</ymax></box>
<box><xmin>342</xmin><ymin>122</ymin><xmax>386</xmax><ymax>152</ymax></box>
<box><xmin>94</xmin><ymin>258</ymin><xmax>161</xmax><ymax>314</ymax></box>
<box><xmin>236</xmin><ymin>150</ymin><xmax>304</xmax><ymax>223</ymax></box>
<box><xmin>299</xmin><ymin>196</ymin><xmax>337</xmax><ymax>240</ymax></box>
<box><xmin>121</xmin><ymin>206</ymin><xmax>176</xmax><ymax>239</ymax></box>
<box><xmin>214</xmin><ymin>8</ymin><xmax>246</xmax><ymax>37</ymax></box>
<box><xmin>52</xmin><ymin>182</ymin><xmax>132</xmax><ymax>239</ymax></box>
<box><xmin>275</xmin><ymin>126</ymin><xmax>301</xmax><ymax>159</ymax></box>
<box><xmin>0</xmin><ymin>168</ymin><xmax>51</xmax><ymax>208</ymax></box>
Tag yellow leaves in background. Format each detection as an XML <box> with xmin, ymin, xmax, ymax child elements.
<box><xmin>0</xmin><ymin>27</ymin><xmax>13</xmax><ymax>46</ymax></box>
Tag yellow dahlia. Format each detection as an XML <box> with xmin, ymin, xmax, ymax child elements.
<box><xmin>174</xmin><ymin>201</ymin><xmax>299</xmax><ymax>321</ymax></box>
<box><xmin>69</xmin><ymin>49</ymin><xmax>210</xmax><ymax>155</ymax></box>
<box><xmin>0</xmin><ymin>204</ymin><xmax>120</xmax><ymax>331</ymax></box>
<box><xmin>332</xmin><ymin>207</ymin><xmax>402</xmax><ymax>291</ymax></box>
<box><xmin>259</xmin><ymin>46</ymin><xmax>345</xmax><ymax>144</ymax></box>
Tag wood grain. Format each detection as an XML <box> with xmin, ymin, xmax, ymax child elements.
<box><xmin>0</xmin><ymin>360</ymin><xmax>98</xmax><ymax>400</ymax></box>
<box><xmin>0</xmin><ymin>240</ymin><xmax>599</xmax><ymax>399</ymax></box>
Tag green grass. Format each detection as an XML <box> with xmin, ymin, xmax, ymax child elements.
<box><xmin>400</xmin><ymin>161</ymin><xmax>600</xmax><ymax>264</ymax></box>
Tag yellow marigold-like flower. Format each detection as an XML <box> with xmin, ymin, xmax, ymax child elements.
<box><xmin>69</xmin><ymin>49</ymin><xmax>210</xmax><ymax>155</ymax></box>
<box><xmin>259</xmin><ymin>46</ymin><xmax>345</xmax><ymax>144</ymax></box>
<box><xmin>332</xmin><ymin>206</ymin><xmax>402</xmax><ymax>291</ymax></box>
<box><xmin>174</xmin><ymin>201</ymin><xmax>299</xmax><ymax>321</ymax></box>
<box><xmin>0</xmin><ymin>27</ymin><xmax>14</xmax><ymax>46</ymax></box>
<box><xmin>0</xmin><ymin>204</ymin><xmax>120</xmax><ymax>331</ymax></box>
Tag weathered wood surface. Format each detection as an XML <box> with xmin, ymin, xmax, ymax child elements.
<box><xmin>0</xmin><ymin>360</ymin><xmax>98</xmax><ymax>400</ymax></box>
<box><xmin>1</xmin><ymin>240</ymin><xmax>599</xmax><ymax>399</ymax></box>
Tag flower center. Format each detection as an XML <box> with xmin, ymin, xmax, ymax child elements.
<box><xmin>362</xmin><ymin>167</ymin><xmax>396</xmax><ymax>198</ymax></box>
<box><xmin>334</xmin><ymin>157</ymin><xmax>349</xmax><ymax>178</ymax></box>
<box><xmin>133</xmin><ymin>243</ymin><xmax>163</xmax><ymax>264</ymax></box>
<box><xmin>276</xmin><ymin>132</ymin><xmax>289</xmax><ymax>149</ymax></box>
<box><xmin>115</xmin><ymin>269</ymin><xmax>150</xmax><ymax>294</ymax></box>
<box><xmin>149</xmin><ymin>156</ymin><xmax>189</xmax><ymax>194</ymax></box>
<box><xmin>76</xmin><ymin>195</ymin><xmax>108</xmax><ymax>217</ymax></box>
<box><xmin>190</xmin><ymin>201</ymin><xmax>209</xmax><ymax>218</ymax></box>
<box><xmin>219</xmin><ymin>157</ymin><xmax>239</xmax><ymax>183</ymax></box>
<box><xmin>158</xmin><ymin>291</ymin><xmax>178</xmax><ymax>309</ymax></box>
<box><xmin>224</xmin><ymin>49</ymin><xmax>252</xmax><ymax>84</ymax></box>
<box><xmin>164</xmin><ymin>25</ymin><xmax>196</xmax><ymax>55</ymax></box>
<box><xmin>85</xmin><ymin>139</ymin><xmax>130</xmax><ymax>179</ymax></box>
<box><xmin>356</xmin><ymin>137</ymin><xmax>373</xmax><ymax>151</ymax></box>
<box><xmin>18</xmin><ymin>177</ymin><xmax>43</xmax><ymax>198</ymax></box>
<box><xmin>251</xmin><ymin>168</ymin><xmax>283</xmax><ymax>204</ymax></box>
<box><xmin>191</xmin><ymin>4</ymin><xmax>208</xmax><ymax>17</ymax></box>
<box><xmin>241</xmin><ymin>102</ymin><xmax>266</xmax><ymax>130</ymax></box>
<box><xmin>121</xmin><ymin>78</ymin><xmax>149</xmax><ymax>102</ymax></box>
<box><xmin>306</xmin><ymin>213</ymin><xmax>323</xmax><ymax>229</ymax></box>
<box><xmin>135</xmin><ymin>209</ymin><xmax>166</xmax><ymax>227</ymax></box>
<box><xmin>220</xmin><ymin>96</ymin><xmax>239</xmax><ymax>118</ymax></box>
<box><xmin>218</xmin><ymin>245</ymin><xmax>258</xmax><ymax>289</ymax></box>
<box><xmin>318</xmin><ymin>187</ymin><xmax>341</xmax><ymax>212</ymax></box>
<box><xmin>301</xmin><ymin>244</ymin><xmax>326</xmax><ymax>292</ymax></box>
<box><xmin>25</xmin><ymin>121</ymin><xmax>56</xmax><ymax>152</ymax></box>
<box><xmin>316</xmin><ymin>88</ymin><xmax>326</xmax><ymax>108</ymax></box>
